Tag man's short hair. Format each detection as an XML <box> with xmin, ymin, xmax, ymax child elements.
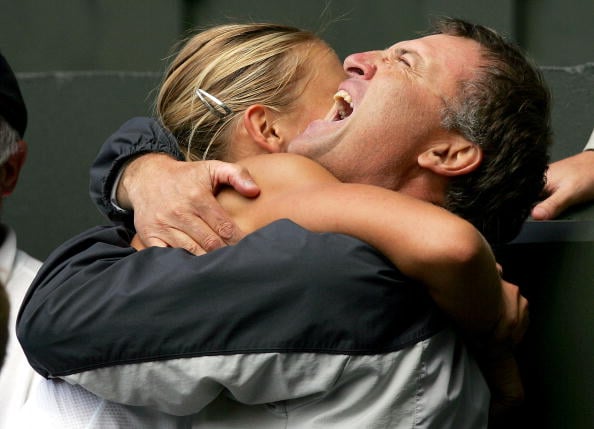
<box><xmin>433</xmin><ymin>18</ymin><xmax>552</xmax><ymax>244</ymax></box>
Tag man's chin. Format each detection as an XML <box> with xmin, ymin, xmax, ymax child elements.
<box><xmin>289</xmin><ymin>119</ymin><xmax>343</xmax><ymax>153</ymax></box>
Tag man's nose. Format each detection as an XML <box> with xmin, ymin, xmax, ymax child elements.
<box><xmin>343</xmin><ymin>52</ymin><xmax>378</xmax><ymax>80</ymax></box>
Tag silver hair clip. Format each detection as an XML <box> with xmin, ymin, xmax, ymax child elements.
<box><xmin>195</xmin><ymin>88</ymin><xmax>232</xmax><ymax>119</ymax></box>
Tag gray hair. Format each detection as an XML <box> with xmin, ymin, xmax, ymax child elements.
<box><xmin>0</xmin><ymin>115</ymin><xmax>20</xmax><ymax>165</ymax></box>
<box><xmin>431</xmin><ymin>17</ymin><xmax>551</xmax><ymax>244</ymax></box>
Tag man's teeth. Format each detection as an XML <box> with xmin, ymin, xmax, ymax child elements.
<box><xmin>334</xmin><ymin>89</ymin><xmax>353</xmax><ymax>105</ymax></box>
<box><xmin>333</xmin><ymin>90</ymin><xmax>353</xmax><ymax>120</ymax></box>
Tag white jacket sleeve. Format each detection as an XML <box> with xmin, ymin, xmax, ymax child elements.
<box><xmin>63</xmin><ymin>353</ymin><xmax>349</xmax><ymax>416</ymax></box>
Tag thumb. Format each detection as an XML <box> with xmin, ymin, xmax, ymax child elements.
<box><xmin>531</xmin><ymin>190</ymin><xmax>570</xmax><ymax>220</ymax></box>
<box><xmin>212</xmin><ymin>163</ymin><xmax>261</xmax><ymax>197</ymax></box>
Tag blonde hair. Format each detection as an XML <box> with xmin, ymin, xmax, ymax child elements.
<box><xmin>157</xmin><ymin>23</ymin><xmax>328</xmax><ymax>161</ymax></box>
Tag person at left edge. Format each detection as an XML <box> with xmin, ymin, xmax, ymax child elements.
<box><xmin>0</xmin><ymin>51</ymin><xmax>43</xmax><ymax>428</ymax></box>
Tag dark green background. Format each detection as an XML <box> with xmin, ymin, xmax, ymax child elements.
<box><xmin>2</xmin><ymin>0</ymin><xmax>593</xmax><ymax>72</ymax></box>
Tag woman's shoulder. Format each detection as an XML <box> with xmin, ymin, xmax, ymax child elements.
<box><xmin>217</xmin><ymin>153</ymin><xmax>341</xmax><ymax>232</ymax></box>
<box><xmin>239</xmin><ymin>153</ymin><xmax>339</xmax><ymax>189</ymax></box>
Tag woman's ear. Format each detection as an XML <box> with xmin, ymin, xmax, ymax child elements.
<box><xmin>242</xmin><ymin>105</ymin><xmax>282</xmax><ymax>153</ymax></box>
<box><xmin>418</xmin><ymin>137</ymin><xmax>482</xmax><ymax>177</ymax></box>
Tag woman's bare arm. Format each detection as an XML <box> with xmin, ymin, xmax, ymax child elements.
<box><xmin>216</xmin><ymin>153</ymin><xmax>506</xmax><ymax>338</ymax></box>
<box><xmin>132</xmin><ymin>152</ymin><xmax>527</xmax><ymax>408</ymax></box>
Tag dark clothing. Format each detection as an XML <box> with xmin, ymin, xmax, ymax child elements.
<box><xmin>89</xmin><ymin>117</ymin><xmax>182</xmax><ymax>228</ymax></box>
<box><xmin>17</xmin><ymin>219</ymin><xmax>445</xmax><ymax>378</ymax></box>
<box><xmin>15</xmin><ymin>119</ymin><xmax>488</xmax><ymax>426</ymax></box>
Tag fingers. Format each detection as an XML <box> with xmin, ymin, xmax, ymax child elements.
<box><xmin>139</xmin><ymin>237</ymin><xmax>167</xmax><ymax>249</ymax></box>
<box><xmin>511</xmin><ymin>291</ymin><xmax>530</xmax><ymax>345</ymax></box>
<box><xmin>125</xmin><ymin>158</ymin><xmax>258</xmax><ymax>254</ymax></box>
<box><xmin>495</xmin><ymin>280</ymin><xmax>530</xmax><ymax>346</ymax></box>
<box><xmin>531</xmin><ymin>191</ymin><xmax>569</xmax><ymax>220</ymax></box>
<box><xmin>485</xmin><ymin>354</ymin><xmax>525</xmax><ymax>424</ymax></box>
<box><xmin>187</xmin><ymin>161</ymin><xmax>260</xmax><ymax>245</ymax></box>
<box><xmin>478</xmin><ymin>272</ymin><xmax>528</xmax><ymax>425</ymax></box>
<box><xmin>133</xmin><ymin>233</ymin><xmax>211</xmax><ymax>256</ymax></box>
<box><xmin>189</xmin><ymin>194</ymin><xmax>244</xmax><ymax>245</ymax></box>
<box><xmin>130</xmin><ymin>234</ymin><xmax>153</xmax><ymax>251</ymax></box>
<box><xmin>210</xmin><ymin>161</ymin><xmax>261</xmax><ymax>197</ymax></box>
<box><xmin>135</xmin><ymin>214</ymin><xmax>227</xmax><ymax>255</ymax></box>
<box><xmin>531</xmin><ymin>170</ymin><xmax>567</xmax><ymax>220</ymax></box>
<box><xmin>532</xmin><ymin>151</ymin><xmax>594</xmax><ymax>220</ymax></box>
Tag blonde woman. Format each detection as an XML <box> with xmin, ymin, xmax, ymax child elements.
<box><xmin>19</xmin><ymin>21</ymin><xmax>538</xmax><ymax>427</ymax></box>
<box><xmin>155</xmin><ymin>24</ymin><xmax>345</xmax><ymax>163</ymax></box>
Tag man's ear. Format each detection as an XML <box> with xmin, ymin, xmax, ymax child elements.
<box><xmin>0</xmin><ymin>140</ymin><xmax>28</xmax><ymax>197</ymax></box>
<box><xmin>418</xmin><ymin>137</ymin><xmax>482</xmax><ymax>177</ymax></box>
<box><xmin>242</xmin><ymin>105</ymin><xmax>282</xmax><ymax>154</ymax></box>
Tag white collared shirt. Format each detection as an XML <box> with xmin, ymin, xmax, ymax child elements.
<box><xmin>0</xmin><ymin>224</ymin><xmax>43</xmax><ymax>428</ymax></box>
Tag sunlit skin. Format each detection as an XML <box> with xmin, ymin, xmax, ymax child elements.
<box><xmin>273</xmin><ymin>42</ymin><xmax>347</xmax><ymax>148</ymax></box>
<box><xmin>288</xmin><ymin>34</ymin><xmax>483</xmax><ymax>199</ymax></box>
<box><xmin>228</xmin><ymin>41</ymin><xmax>346</xmax><ymax>161</ymax></box>
<box><xmin>128</xmin><ymin>33</ymin><xmax>527</xmax><ymax>414</ymax></box>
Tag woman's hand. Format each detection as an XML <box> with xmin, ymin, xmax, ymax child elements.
<box><xmin>478</xmin><ymin>269</ymin><xmax>530</xmax><ymax>424</ymax></box>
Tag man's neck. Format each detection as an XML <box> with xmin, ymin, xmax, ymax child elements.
<box><xmin>396</xmin><ymin>175</ymin><xmax>447</xmax><ymax>207</ymax></box>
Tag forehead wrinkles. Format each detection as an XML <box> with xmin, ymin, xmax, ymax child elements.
<box><xmin>405</xmin><ymin>35</ymin><xmax>482</xmax><ymax>101</ymax></box>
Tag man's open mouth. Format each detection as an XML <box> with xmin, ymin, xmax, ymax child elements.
<box><xmin>326</xmin><ymin>90</ymin><xmax>354</xmax><ymax>121</ymax></box>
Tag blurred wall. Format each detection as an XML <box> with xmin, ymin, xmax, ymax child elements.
<box><xmin>1</xmin><ymin>0</ymin><xmax>593</xmax><ymax>73</ymax></box>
